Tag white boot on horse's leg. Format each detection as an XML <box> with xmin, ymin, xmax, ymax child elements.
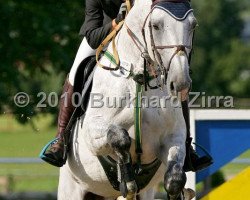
<box><xmin>126</xmin><ymin>180</ymin><xmax>137</xmax><ymax>200</ymax></box>
<box><xmin>116</xmin><ymin>197</ymin><xmax>127</xmax><ymax>200</ymax></box>
<box><xmin>116</xmin><ymin>196</ymin><xmax>136</xmax><ymax>200</ymax></box>
<box><xmin>183</xmin><ymin>188</ymin><xmax>195</xmax><ymax>200</ymax></box>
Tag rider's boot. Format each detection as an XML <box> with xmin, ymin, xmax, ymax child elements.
<box><xmin>182</xmin><ymin>100</ymin><xmax>213</xmax><ymax>172</ymax></box>
<box><xmin>40</xmin><ymin>77</ymin><xmax>75</xmax><ymax>167</ymax></box>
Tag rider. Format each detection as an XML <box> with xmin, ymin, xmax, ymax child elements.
<box><xmin>40</xmin><ymin>0</ymin><xmax>212</xmax><ymax>172</ymax></box>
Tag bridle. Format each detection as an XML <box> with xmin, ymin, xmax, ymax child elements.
<box><xmin>126</xmin><ymin>0</ymin><xmax>193</xmax><ymax>89</ymax></box>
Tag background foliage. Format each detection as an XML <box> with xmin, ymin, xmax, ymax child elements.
<box><xmin>0</xmin><ymin>0</ymin><xmax>83</xmax><ymax>123</ymax></box>
<box><xmin>192</xmin><ymin>0</ymin><xmax>250</xmax><ymax>97</ymax></box>
<box><xmin>1</xmin><ymin>0</ymin><xmax>250</xmax><ymax>123</ymax></box>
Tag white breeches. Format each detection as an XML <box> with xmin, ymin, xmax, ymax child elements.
<box><xmin>69</xmin><ymin>37</ymin><xmax>96</xmax><ymax>85</ymax></box>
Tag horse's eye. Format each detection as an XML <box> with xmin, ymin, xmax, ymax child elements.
<box><xmin>152</xmin><ymin>24</ymin><xmax>160</xmax><ymax>30</ymax></box>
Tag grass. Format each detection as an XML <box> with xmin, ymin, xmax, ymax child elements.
<box><xmin>0</xmin><ymin>114</ymin><xmax>59</xmax><ymax>193</ymax></box>
<box><xmin>0</xmin><ymin>164</ymin><xmax>58</xmax><ymax>192</ymax></box>
<box><xmin>0</xmin><ymin>114</ymin><xmax>56</xmax><ymax>157</ymax></box>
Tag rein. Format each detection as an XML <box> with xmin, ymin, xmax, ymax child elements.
<box><xmin>95</xmin><ymin>0</ymin><xmax>132</xmax><ymax>71</ymax></box>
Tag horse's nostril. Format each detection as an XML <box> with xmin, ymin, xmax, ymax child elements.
<box><xmin>170</xmin><ymin>82</ymin><xmax>175</xmax><ymax>91</ymax></box>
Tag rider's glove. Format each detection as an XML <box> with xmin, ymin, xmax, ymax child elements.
<box><xmin>115</xmin><ymin>2</ymin><xmax>127</xmax><ymax>25</ymax></box>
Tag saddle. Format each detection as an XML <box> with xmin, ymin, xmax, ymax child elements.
<box><xmin>74</xmin><ymin>55</ymin><xmax>97</xmax><ymax>116</ymax></box>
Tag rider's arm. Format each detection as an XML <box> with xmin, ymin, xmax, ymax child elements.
<box><xmin>83</xmin><ymin>0</ymin><xmax>116</xmax><ymax>49</ymax></box>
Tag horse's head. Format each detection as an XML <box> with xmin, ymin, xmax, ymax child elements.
<box><xmin>144</xmin><ymin>0</ymin><xmax>196</xmax><ymax>97</ymax></box>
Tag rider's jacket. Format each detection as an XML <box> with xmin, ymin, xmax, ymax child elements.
<box><xmin>79</xmin><ymin>0</ymin><xmax>123</xmax><ymax>49</ymax></box>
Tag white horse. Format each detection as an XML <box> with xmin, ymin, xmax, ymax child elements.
<box><xmin>58</xmin><ymin>0</ymin><xmax>197</xmax><ymax>199</ymax></box>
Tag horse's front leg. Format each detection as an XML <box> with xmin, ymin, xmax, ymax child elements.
<box><xmin>161</xmin><ymin>125</ymin><xmax>187</xmax><ymax>200</ymax></box>
<box><xmin>107</xmin><ymin>125</ymin><xmax>137</xmax><ymax>200</ymax></box>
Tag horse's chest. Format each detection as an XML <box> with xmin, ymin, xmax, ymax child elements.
<box><xmin>142</xmin><ymin>108</ymin><xmax>169</xmax><ymax>132</ymax></box>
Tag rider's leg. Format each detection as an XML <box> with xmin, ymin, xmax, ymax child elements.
<box><xmin>182</xmin><ymin>100</ymin><xmax>213</xmax><ymax>172</ymax></box>
<box><xmin>40</xmin><ymin>38</ymin><xmax>96</xmax><ymax>167</ymax></box>
<box><xmin>69</xmin><ymin>37</ymin><xmax>96</xmax><ymax>85</ymax></box>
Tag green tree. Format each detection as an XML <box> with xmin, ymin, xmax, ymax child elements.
<box><xmin>0</xmin><ymin>0</ymin><xmax>83</xmax><ymax>122</ymax></box>
<box><xmin>191</xmin><ymin>0</ymin><xmax>250</xmax><ymax>98</ymax></box>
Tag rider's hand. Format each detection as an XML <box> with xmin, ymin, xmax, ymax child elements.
<box><xmin>115</xmin><ymin>2</ymin><xmax>127</xmax><ymax>25</ymax></box>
